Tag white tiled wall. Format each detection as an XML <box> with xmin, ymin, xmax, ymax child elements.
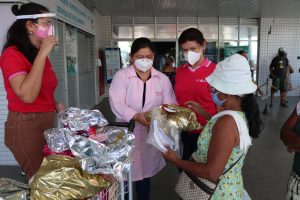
<box><xmin>94</xmin><ymin>10</ymin><xmax>112</xmax><ymax>103</ymax></box>
<box><xmin>258</xmin><ymin>18</ymin><xmax>300</xmax><ymax>96</ymax></box>
<box><xmin>0</xmin><ymin>3</ymin><xmax>18</xmax><ymax>165</ymax></box>
<box><xmin>0</xmin><ymin>72</ymin><xmax>14</xmax><ymax>165</ymax></box>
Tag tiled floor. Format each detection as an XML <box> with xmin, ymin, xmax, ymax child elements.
<box><xmin>0</xmin><ymin>96</ymin><xmax>297</xmax><ymax>200</ymax></box>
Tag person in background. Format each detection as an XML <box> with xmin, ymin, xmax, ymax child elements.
<box><xmin>109</xmin><ymin>37</ymin><xmax>177</xmax><ymax>200</ymax></box>
<box><xmin>0</xmin><ymin>3</ymin><xmax>64</xmax><ymax>179</ymax></box>
<box><xmin>162</xmin><ymin>55</ymin><xmax>176</xmax><ymax>87</ymax></box>
<box><xmin>269</xmin><ymin>47</ymin><xmax>289</xmax><ymax>107</ymax></box>
<box><xmin>281</xmin><ymin>101</ymin><xmax>300</xmax><ymax>199</ymax></box>
<box><xmin>236</xmin><ymin>50</ymin><xmax>248</xmax><ymax>59</ymax></box>
<box><xmin>164</xmin><ymin>54</ymin><xmax>263</xmax><ymax>199</ymax></box>
<box><xmin>174</xmin><ymin>28</ymin><xmax>217</xmax><ymax>165</ymax></box>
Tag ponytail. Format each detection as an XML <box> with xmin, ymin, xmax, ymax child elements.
<box><xmin>241</xmin><ymin>94</ymin><xmax>263</xmax><ymax>138</ymax></box>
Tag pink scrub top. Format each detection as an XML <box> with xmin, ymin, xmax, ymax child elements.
<box><xmin>109</xmin><ymin>65</ymin><xmax>177</xmax><ymax>181</ymax></box>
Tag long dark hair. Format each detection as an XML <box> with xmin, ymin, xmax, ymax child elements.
<box><xmin>241</xmin><ymin>94</ymin><xmax>263</xmax><ymax>138</ymax></box>
<box><xmin>3</xmin><ymin>3</ymin><xmax>49</xmax><ymax>63</ymax></box>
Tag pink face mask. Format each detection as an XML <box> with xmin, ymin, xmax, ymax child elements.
<box><xmin>34</xmin><ymin>24</ymin><xmax>54</xmax><ymax>39</ymax></box>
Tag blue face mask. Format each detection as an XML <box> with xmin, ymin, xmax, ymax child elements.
<box><xmin>211</xmin><ymin>92</ymin><xmax>226</xmax><ymax>106</ymax></box>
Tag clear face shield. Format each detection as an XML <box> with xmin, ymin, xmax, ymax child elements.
<box><xmin>16</xmin><ymin>13</ymin><xmax>57</xmax><ymax>37</ymax></box>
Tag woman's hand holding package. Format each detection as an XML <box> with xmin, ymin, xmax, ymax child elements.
<box><xmin>133</xmin><ymin>112</ymin><xmax>150</xmax><ymax>127</ymax></box>
<box><xmin>185</xmin><ymin>101</ymin><xmax>211</xmax><ymax>120</ymax></box>
<box><xmin>162</xmin><ymin>147</ymin><xmax>179</xmax><ymax>164</ymax></box>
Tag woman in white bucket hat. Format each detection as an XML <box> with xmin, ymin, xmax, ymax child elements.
<box><xmin>163</xmin><ymin>54</ymin><xmax>263</xmax><ymax>199</ymax></box>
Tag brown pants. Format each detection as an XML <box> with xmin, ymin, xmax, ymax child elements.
<box><xmin>4</xmin><ymin>112</ymin><xmax>55</xmax><ymax>179</ymax></box>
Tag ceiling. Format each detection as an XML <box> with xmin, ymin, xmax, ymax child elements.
<box><xmin>79</xmin><ymin>0</ymin><xmax>300</xmax><ymax>18</ymax></box>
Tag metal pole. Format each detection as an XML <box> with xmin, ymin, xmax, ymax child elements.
<box><xmin>128</xmin><ymin>168</ymin><xmax>133</xmax><ymax>200</ymax></box>
<box><xmin>120</xmin><ymin>180</ymin><xmax>125</xmax><ymax>200</ymax></box>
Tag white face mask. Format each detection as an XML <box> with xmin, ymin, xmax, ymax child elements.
<box><xmin>134</xmin><ymin>59</ymin><xmax>153</xmax><ymax>72</ymax></box>
<box><xmin>184</xmin><ymin>51</ymin><xmax>202</xmax><ymax>66</ymax></box>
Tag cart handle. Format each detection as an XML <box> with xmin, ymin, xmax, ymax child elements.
<box><xmin>107</xmin><ymin>119</ymin><xmax>135</xmax><ymax>132</ymax></box>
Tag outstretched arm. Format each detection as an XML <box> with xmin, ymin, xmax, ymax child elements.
<box><xmin>163</xmin><ymin>115</ymin><xmax>238</xmax><ymax>182</ymax></box>
<box><xmin>280</xmin><ymin>107</ymin><xmax>300</xmax><ymax>149</ymax></box>
<box><xmin>185</xmin><ymin>101</ymin><xmax>212</xmax><ymax>120</ymax></box>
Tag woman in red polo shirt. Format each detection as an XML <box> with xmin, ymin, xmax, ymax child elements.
<box><xmin>0</xmin><ymin>3</ymin><xmax>63</xmax><ymax>178</ymax></box>
<box><xmin>175</xmin><ymin>28</ymin><xmax>217</xmax><ymax>165</ymax></box>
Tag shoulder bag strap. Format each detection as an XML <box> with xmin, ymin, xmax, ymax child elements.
<box><xmin>223</xmin><ymin>153</ymin><xmax>244</xmax><ymax>175</ymax></box>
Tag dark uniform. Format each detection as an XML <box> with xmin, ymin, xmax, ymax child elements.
<box><xmin>270</xmin><ymin>55</ymin><xmax>288</xmax><ymax>92</ymax></box>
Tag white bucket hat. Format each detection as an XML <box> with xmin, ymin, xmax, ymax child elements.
<box><xmin>206</xmin><ymin>54</ymin><xmax>257</xmax><ymax>95</ymax></box>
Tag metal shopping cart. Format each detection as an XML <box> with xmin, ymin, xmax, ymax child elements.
<box><xmin>95</xmin><ymin>120</ymin><xmax>135</xmax><ymax>200</ymax></box>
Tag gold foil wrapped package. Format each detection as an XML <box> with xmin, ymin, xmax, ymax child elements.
<box><xmin>147</xmin><ymin>107</ymin><xmax>180</xmax><ymax>153</ymax></box>
<box><xmin>30</xmin><ymin>155</ymin><xmax>111</xmax><ymax>200</ymax></box>
<box><xmin>159</xmin><ymin>104</ymin><xmax>201</xmax><ymax>131</ymax></box>
<box><xmin>0</xmin><ymin>178</ymin><xmax>30</xmax><ymax>200</ymax></box>
<box><xmin>147</xmin><ymin>104</ymin><xmax>202</xmax><ymax>152</ymax></box>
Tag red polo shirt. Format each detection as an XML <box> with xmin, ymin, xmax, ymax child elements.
<box><xmin>0</xmin><ymin>46</ymin><xmax>57</xmax><ymax>112</ymax></box>
<box><xmin>174</xmin><ymin>58</ymin><xmax>217</xmax><ymax>133</ymax></box>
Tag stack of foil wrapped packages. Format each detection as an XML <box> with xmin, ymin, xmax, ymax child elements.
<box><xmin>28</xmin><ymin>107</ymin><xmax>135</xmax><ymax>200</ymax></box>
<box><xmin>147</xmin><ymin>104</ymin><xmax>202</xmax><ymax>153</ymax></box>
<box><xmin>0</xmin><ymin>105</ymin><xmax>199</xmax><ymax>199</ymax></box>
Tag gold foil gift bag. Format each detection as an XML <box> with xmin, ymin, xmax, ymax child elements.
<box><xmin>30</xmin><ymin>155</ymin><xmax>111</xmax><ymax>200</ymax></box>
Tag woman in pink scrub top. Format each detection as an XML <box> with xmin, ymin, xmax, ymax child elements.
<box><xmin>109</xmin><ymin>37</ymin><xmax>177</xmax><ymax>200</ymax></box>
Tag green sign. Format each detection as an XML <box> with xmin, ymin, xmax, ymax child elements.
<box><xmin>224</xmin><ymin>46</ymin><xmax>249</xmax><ymax>58</ymax></box>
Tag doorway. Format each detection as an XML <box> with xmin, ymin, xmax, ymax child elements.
<box><xmin>152</xmin><ymin>42</ymin><xmax>176</xmax><ymax>71</ymax></box>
